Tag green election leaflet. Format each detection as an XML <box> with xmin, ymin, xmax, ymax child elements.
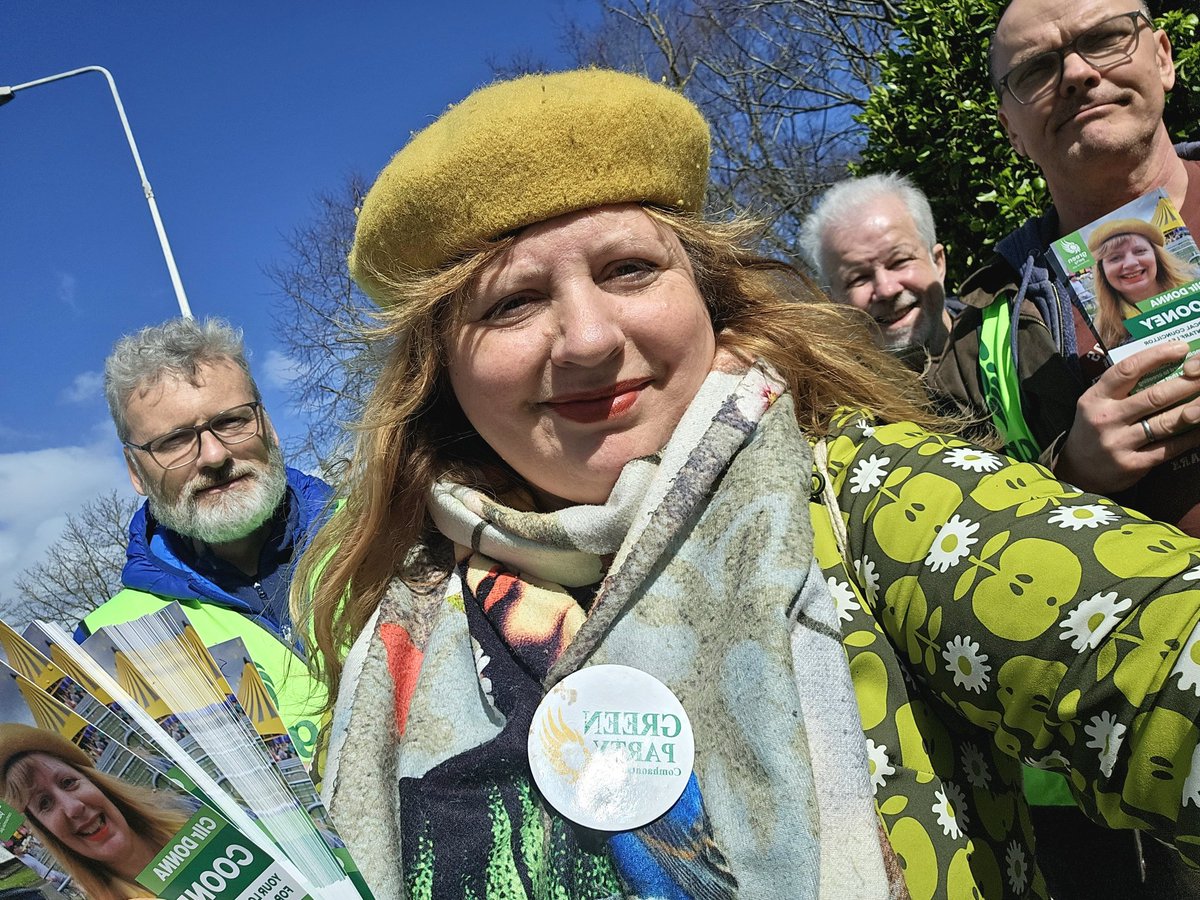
<box><xmin>1048</xmin><ymin>187</ymin><xmax>1200</xmax><ymax>392</ymax></box>
<box><xmin>0</xmin><ymin>658</ymin><xmax>298</xmax><ymax>899</ymax></box>
<box><xmin>2</xmin><ymin>615</ymin><xmax>376</xmax><ymax>898</ymax></box>
<box><xmin>1109</xmin><ymin>281</ymin><xmax>1200</xmax><ymax>389</ymax></box>
<box><xmin>139</xmin><ymin>811</ymin><xmax>311</xmax><ymax>900</ymax></box>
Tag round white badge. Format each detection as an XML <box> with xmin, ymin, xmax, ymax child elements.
<box><xmin>528</xmin><ymin>664</ymin><xmax>694</xmax><ymax>832</ymax></box>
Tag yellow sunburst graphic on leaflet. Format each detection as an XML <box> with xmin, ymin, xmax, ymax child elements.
<box><xmin>114</xmin><ymin>650</ymin><xmax>173</xmax><ymax>719</ymax></box>
<box><xmin>1152</xmin><ymin>195</ymin><xmax>1184</xmax><ymax>233</ymax></box>
<box><xmin>236</xmin><ymin>661</ymin><xmax>286</xmax><ymax>738</ymax></box>
<box><xmin>0</xmin><ymin>622</ymin><xmax>55</xmax><ymax>687</ymax></box>
<box><xmin>179</xmin><ymin>625</ymin><xmax>228</xmax><ymax>692</ymax></box>
<box><xmin>17</xmin><ymin>678</ymin><xmax>89</xmax><ymax>742</ymax></box>
<box><xmin>47</xmin><ymin>645</ymin><xmax>110</xmax><ymax>702</ymax></box>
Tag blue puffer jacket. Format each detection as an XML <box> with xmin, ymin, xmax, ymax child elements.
<box><xmin>82</xmin><ymin>466</ymin><xmax>333</xmax><ymax>642</ymax></box>
<box><xmin>75</xmin><ymin>466</ymin><xmax>336</xmax><ymax>763</ymax></box>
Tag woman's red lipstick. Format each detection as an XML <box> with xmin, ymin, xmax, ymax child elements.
<box><xmin>546</xmin><ymin>380</ymin><xmax>649</xmax><ymax>423</ymax></box>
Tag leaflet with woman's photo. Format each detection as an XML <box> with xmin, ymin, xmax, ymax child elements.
<box><xmin>24</xmin><ymin>622</ymin><xmax>333</xmax><ymax>899</ymax></box>
<box><xmin>1047</xmin><ymin>188</ymin><xmax>1200</xmax><ymax>391</ymax></box>
<box><xmin>3</xmin><ymin>621</ymin><xmax>208</xmax><ymax>802</ymax></box>
<box><xmin>84</xmin><ymin>608</ymin><xmax>367</xmax><ymax>899</ymax></box>
<box><xmin>0</xmin><ymin>659</ymin><xmax>312</xmax><ymax>900</ymax></box>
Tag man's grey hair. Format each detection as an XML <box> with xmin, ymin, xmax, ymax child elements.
<box><xmin>105</xmin><ymin>317</ymin><xmax>260</xmax><ymax>441</ymax></box>
<box><xmin>798</xmin><ymin>172</ymin><xmax>939</xmax><ymax>290</ymax></box>
<box><xmin>987</xmin><ymin>0</ymin><xmax>1153</xmax><ymax>90</ymax></box>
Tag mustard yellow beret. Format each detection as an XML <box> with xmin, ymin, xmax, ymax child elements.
<box><xmin>1088</xmin><ymin>217</ymin><xmax>1165</xmax><ymax>254</ymax></box>
<box><xmin>349</xmin><ymin>69</ymin><xmax>711</xmax><ymax>303</ymax></box>
<box><xmin>0</xmin><ymin>723</ymin><xmax>93</xmax><ymax>782</ymax></box>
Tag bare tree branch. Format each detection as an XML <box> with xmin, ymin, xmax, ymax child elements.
<box><xmin>563</xmin><ymin>0</ymin><xmax>893</xmax><ymax>258</ymax></box>
<box><xmin>266</xmin><ymin>173</ymin><xmax>383</xmax><ymax>472</ymax></box>
<box><xmin>5</xmin><ymin>491</ymin><xmax>140</xmax><ymax>630</ymax></box>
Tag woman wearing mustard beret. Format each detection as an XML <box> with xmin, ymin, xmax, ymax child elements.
<box><xmin>0</xmin><ymin>724</ymin><xmax>190</xmax><ymax>899</ymax></box>
<box><xmin>1087</xmin><ymin>218</ymin><xmax>1200</xmax><ymax>348</ymax></box>
<box><xmin>299</xmin><ymin>69</ymin><xmax>1200</xmax><ymax>899</ymax></box>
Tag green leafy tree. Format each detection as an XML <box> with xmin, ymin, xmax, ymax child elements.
<box><xmin>856</xmin><ymin>1</ymin><xmax>1199</xmax><ymax>288</ymax></box>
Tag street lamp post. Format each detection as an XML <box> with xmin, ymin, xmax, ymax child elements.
<box><xmin>0</xmin><ymin>65</ymin><xmax>193</xmax><ymax>318</ymax></box>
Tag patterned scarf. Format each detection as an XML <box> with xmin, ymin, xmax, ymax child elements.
<box><xmin>324</xmin><ymin>356</ymin><xmax>891</xmax><ymax>899</ymax></box>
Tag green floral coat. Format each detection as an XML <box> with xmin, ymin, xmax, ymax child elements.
<box><xmin>817</xmin><ymin>411</ymin><xmax>1200</xmax><ymax>899</ymax></box>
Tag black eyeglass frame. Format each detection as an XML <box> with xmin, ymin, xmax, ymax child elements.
<box><xmin>997</xmin><ymin>10</ymin><xmax>1153</xmax><ymax>105</ymax></box>
<box><xmin>123</xmin><ymin>401</ymin><xmax>264</xmax><ymax>470</ymax></box>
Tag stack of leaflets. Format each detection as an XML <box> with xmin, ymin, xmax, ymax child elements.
<box><xmin>1048</xmin><ymin>188</ymin><xmax>1200</xmax><ymax>391</ymax></box>
<box><xmin>0</xmin><ymin>606</ymin><xmax>372</xmax><ymax>900</ymax></box>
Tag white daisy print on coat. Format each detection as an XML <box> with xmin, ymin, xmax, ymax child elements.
<box><xmin>942</xmin><ymin>635</ymin><xmax>991</xmax><ymax>693</ymax></box>
<box><xmin>1022</xmin><ymin>749</ymin><xmax>1070</xmax><ymax>773</ymax></box>
<box><xmin>854</xmin><ymin>556</ymin><xmax>881</xmax><ymax>604</ymax></box>
<box><xmin>1047</xmin><ymin>504</ymin><xmax>1119</xmax><ymax>531</ymax></box>
<box><xmin>856</xmin><ymin>418</ymin><xmax>876</xmax><ymax>438</ymax></box>
<box><xmin>849</xmin><ymin>453</ymin><xmax>890</xmax><ymax>494</ymax></box>
<box><xmin>1059</xmin><ymin>591</ymin><xmax>1133</xmax><ymax>651</ymax></box>
<box><xmin>827</xmin><ymin>577</ymin><xmax>859</xmax><ymax>623</ymax></box>
<box><xmin>925</xmin><ymin>515</ymin><xmax>979</xmax><ymax>573</ymax></box>
<box><xmin>1171</xmin><ymin>621</ymin><xmax>1200</xmax><ymax>697</ymax></box>
<box><xmin>865</xmin><ymin>739</ymin><xmax>896</xmax><ymax>795</ymax></box>
<box><xmin>1084</xmin><ymin>711</ymin><xmax>1126</xmax><ymax>778</ymax></box>
<box><xmin>1184</xmin><ymin>564</ymin><xmax>1200</xmax><ymax>582</ymax></box>
<box><xmin>942</xmin><ymin>446</ymin><xmax>1003</xmax><ymax>473</ymax></box>
<box><xmin>1183</xmin><ymin>743</ymin><xmax>1200</xmax><ymax>808</ymax></box>
<box><xmin>933</xmin><ymin>782</ymin><xmax>968</xmax><ymax>839</ymax></box>
<box><xmin>472</xmin><ymin>639</ymin><xmax>495</xmax><ymax>704</ymax></box>
<box><xmin>960</xmin><ymin>743</ymin><xmax>992</xmax><ymax>790</ymax></box>
<box><xmin>1006</xmin><ymin>840</ymin><xmax>1029</xmax><ymax>894</ymax></box>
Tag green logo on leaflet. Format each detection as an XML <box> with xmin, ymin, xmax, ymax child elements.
<box><xmin>1055</xmin><ymin>233</ymin><xmax>1093</xmax><ymax>271</ymax></box>
<box><xmin>0</xmin><ymin>800</ymin><xmax>26</xmax><ymax>837</ymax></box>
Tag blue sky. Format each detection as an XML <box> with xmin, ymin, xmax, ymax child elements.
<box><xmin>0</xmin><ymin>1</ymin><xmax>595</xmax><ymax>605</ymax></box>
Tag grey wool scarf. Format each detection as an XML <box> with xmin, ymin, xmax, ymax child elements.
<box><xmin>323</xmin><ymin>359</ymin><xmax>893</xmax><ymax>898</ymax></box>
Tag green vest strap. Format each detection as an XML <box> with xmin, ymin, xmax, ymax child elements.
<box><xmin>1023</xmin><ymin>765</ymin><xmax>1076</xmax><ymax>807</ymax></box>
<box><xmin>978</xmin><ymin>297</ymin><xmax>1041</xmax><ymax>462</ymax></box>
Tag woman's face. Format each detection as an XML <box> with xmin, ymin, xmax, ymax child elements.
<box><xmin>447</xmin><ymin>204</ymin><xmax>717</xmax><ymax>506</ymax></box>
<box><xmin>1100</xmin><ymin>234</ymin><xmax>1160</xmax><ymax>303</ymax></box>
<box><xmin>22</xmin><ymin>754</ymin><xmax>137</xmax><ymax>872</ymax></box>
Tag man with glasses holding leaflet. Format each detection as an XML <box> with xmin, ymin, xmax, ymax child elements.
<box><xmin>76</xmin><ymin>318</ymin><xmax>333</xmax><ymax>764</ymax></box>
<box><xmin>932</xmin><ymin>0</ymin><xmax>1200</xmax><ymax>893</ymax></box>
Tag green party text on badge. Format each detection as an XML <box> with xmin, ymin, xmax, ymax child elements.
<box><xmin>528</xmin><ymin>664</ymin><xmax>694</xmax><ymax>831</ymax></box>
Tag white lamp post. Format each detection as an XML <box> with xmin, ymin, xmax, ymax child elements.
<box><xmin>1</xmin><ymin>65</ymin><xmax>193</xmax><ymax>319</ymax></box>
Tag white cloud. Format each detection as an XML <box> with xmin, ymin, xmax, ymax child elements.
<box><xmin>261</xmin><ymin>350</ymin><xmax>304</xmax><ymax>389</ymax></box>
<box><xmin>0</xmin><ymin>440</ymin><xmax>134</xmax><ymax>613</ymax></box>
<box><xmin>61</xmin><ymin>370</ymin><xmax>104</xmax><ymax>404</ymax></box>
<box><xmin>57</xmin><ymin>272</ymin><xmax>79</xmax><ymax>312</ymax></box>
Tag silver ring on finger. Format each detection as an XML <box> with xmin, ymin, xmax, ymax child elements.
<box><xmin>1141</xmin><ymin>417</ymin><xmax>1157</xmax><ymax>444</ymax></box>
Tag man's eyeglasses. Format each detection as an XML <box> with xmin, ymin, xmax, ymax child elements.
<box><xmin>124</xmin><ymin>402</ymin><xmax>263</xmax><ymax>470</ymax></box>
<box><xmin>997</xmin><ymin>10</ymin><xmax>1153</xmax><ymax>105</ymax></box>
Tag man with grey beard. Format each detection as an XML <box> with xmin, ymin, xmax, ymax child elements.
<box><xmin>76</xmin><ymin>317</ymin><xmax>333</xmax><ymax>762</ymax></box>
